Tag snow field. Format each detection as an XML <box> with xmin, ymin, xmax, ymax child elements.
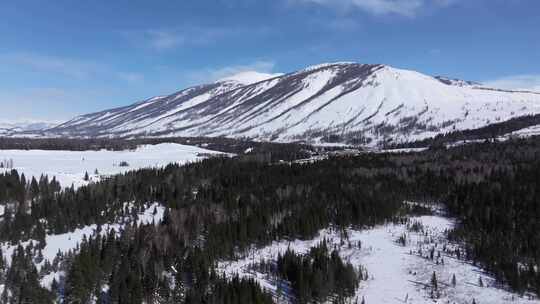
<box><xmin>0</xmin><ymin>143</ymin><xmax>225</xmax><ymax>188</ymax></box>
<box><xmin>218</xmin><ymin>212</ymin><xmax>539</xmax><ymax>303</ymax></box>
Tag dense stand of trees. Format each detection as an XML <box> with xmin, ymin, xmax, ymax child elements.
<box><xmin>0</xmin><ymin>245</ymin><xmax>54</xmax><ymax>303</ymax></box>
<box><xmin>1</xmin><ymin>137</ymin><xmax>540</xmax><ymax>302</ymax></box>
<box><xmin>446</xmin><ymin>163</ymin><xmax>540</xmax><ymax>294</ymax></box>
<box><xmin>62</xmin><ymin>226</ymin><xmax>275</xmax><ymax>304</ymax></box>
<box><xmin>391</xmin><ymin>113</ymin><xmax>540</xmax><ymax>149</ymax></box>
<box><xmin>267</xmin><ymin>240</ymin><xmax>360</xmax><ymax>303</ymax></box>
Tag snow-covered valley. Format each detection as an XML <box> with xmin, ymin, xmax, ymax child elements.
<box><xmin>3</xmin><ymin>1</ymin><xmax>540</xmax><ymax>302</ymax></box>
<box><xmin>0</xmin><ymin>141</ymin><xmax>538</xmax><ymax>303</ymax></box>
<box><xmin>0</xmin><ymin>143</ymin><xmax>225</xmax><ymax>188</ymax></box>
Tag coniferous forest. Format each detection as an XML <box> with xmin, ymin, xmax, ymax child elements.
<box><xmin>273</xmin><ymin>240</ymin><xmax>360</xmax><ymax>303</ymax></box>
<box><xmin>0</xmin><ymin>136</ymin><xmax>540</xmax><ymax>303</ymax></box>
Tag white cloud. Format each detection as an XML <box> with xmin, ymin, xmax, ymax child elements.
<box><xmin>484</xmin><ymin>75</ymin><xmax>540</xmax><ymax>93</ymax></box>
<box><xmin>185</xmin><ymin>61</ymin><xmax>278</xmax><ymax>84</ymax></box>
<box><xmin>295</xmin><ymin>0</ymin><xmax>457</xmax><ymax>17</ymax></box>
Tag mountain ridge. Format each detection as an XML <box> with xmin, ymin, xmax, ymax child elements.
<box><xmin>0</xmin><ymin>120</ymin><xmax>59</xmax><ymax>136</ymax></box>
<box><xmin>40</xmin><ymin>62</ymin><xmax>540</xmax><ymax>146</ymax></box>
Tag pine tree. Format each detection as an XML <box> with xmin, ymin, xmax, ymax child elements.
<box><xmin>51</xmin><ymin>278</ymin><xmax>59</xmax><ymax>293</ymax></box>
<box><xmin>431</xmin><ymin>271</ymin><xmax>438</xmax><ymax>290</ymax></box>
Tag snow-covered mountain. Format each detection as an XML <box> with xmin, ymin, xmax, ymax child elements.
<box><xmin>0</xmin><ymin>121</ymin><xmax>59</xmax><ymax>136</ymax></box>
<box><xmin>44</xmin><ymin>62</ymin><xmax>540</xmax><ymax>145</ymax></box>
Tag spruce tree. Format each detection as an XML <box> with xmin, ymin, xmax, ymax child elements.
<box><xmin>431</xmin><ymin>272</ymin><xmax>438</xmax><ymax>290</ymax></box>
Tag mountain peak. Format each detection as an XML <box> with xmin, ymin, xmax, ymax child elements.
<box><xmin>434</xmin><ymin>76</ymin><xmax>480</xmax><ymax>87</ymax></box>
<box><xmin>217</xmin><ymin>71</ymin><xmax>283</xmax><ymax>86</ymax></box>
<box><xmin>298</xmin><ymin>61</ymin><xmax>361</xmax><ymax>73</ymax></box>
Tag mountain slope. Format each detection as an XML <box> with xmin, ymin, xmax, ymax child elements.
<box><xmin>45</xmin><ymin>62</ymin><xmax>540</xmax><ymax>145</ymax></box>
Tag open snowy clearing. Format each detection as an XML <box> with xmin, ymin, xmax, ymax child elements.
<box><xmin>0</xmin><ymin>143</ymin><xmax>225</xmax><ymax>188</ymax></box>
<box><xmin>218</xmin><ymin>213</ymin><xmax>539</xmax><ymax>304</ymax></box>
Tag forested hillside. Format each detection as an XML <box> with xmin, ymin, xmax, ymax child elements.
<box><xmin>0</xmin><ymin>137</ymin><xmax>540</xmax><ymax>303</ymax></box>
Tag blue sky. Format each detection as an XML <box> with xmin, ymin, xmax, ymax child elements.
<box><xmin>1</xmin><ymin>0</ymin><xmax>539</xmax><ymax>122</ymax></box>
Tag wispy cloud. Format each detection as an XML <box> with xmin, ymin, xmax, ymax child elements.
<box><xmin>429</xmin><ymin>48</ymin><xmax>442</xmax><ymax>56</ymax></box>
<box><xmin>0</xmin><ymin>52</ymin><xmax>143</xmax><ymax>83</ymax></box>
<box><xmin>125</xmin><ymin>26</ymin><xmax>271</xmax><ymax>51</ymax></box>
<box><xmin>293</xmin><ymin>0</ymin><xmax>458</xmax><ymax>17</ymax></box>
<box><xmin>139</xmin><ymin>30</ymin><xmax>186</xmax><ymax>50</ymax></box>
<box><xmin>2</xmin><ymin>53</ymin><xmax>99</xmax><ymax>78</ymax></box>
<box><xmin>184</xmin><ymin>61</ymin><xmax>278</xmax><ymax>84</ymax></box>
<box><xmin>484</xmin><ymin>74</ymin><xmax>540</xmax><ymax>93</ymax></box>
<box><xmin>0</xmin><ymin>87</ymin><xmax>82</xmax><ymax>121</ymax></box>
<box><xmin>117</xmin><ymin>72</ymin><xmax>145</xmax><ymax>83</ymax></box>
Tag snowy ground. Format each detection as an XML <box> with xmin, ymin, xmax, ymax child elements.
<box><xmin>0</xmin><ymin>143</ymin><xmax>225</xmax><ymax>188</ymax></box>
<box><xmin>508</xmin><ymin>125</ymin><xmax>540</xmax><ymax>138</ymax></box>
<box><xmin>378</xmin><ymin>147</ymin><xmax>429</xmax><ymax>154</ymax></box>
<box><xmin>218</xmin><ymin>211</ymin><xmax>539</xmax><ymax>303</ymax></box>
